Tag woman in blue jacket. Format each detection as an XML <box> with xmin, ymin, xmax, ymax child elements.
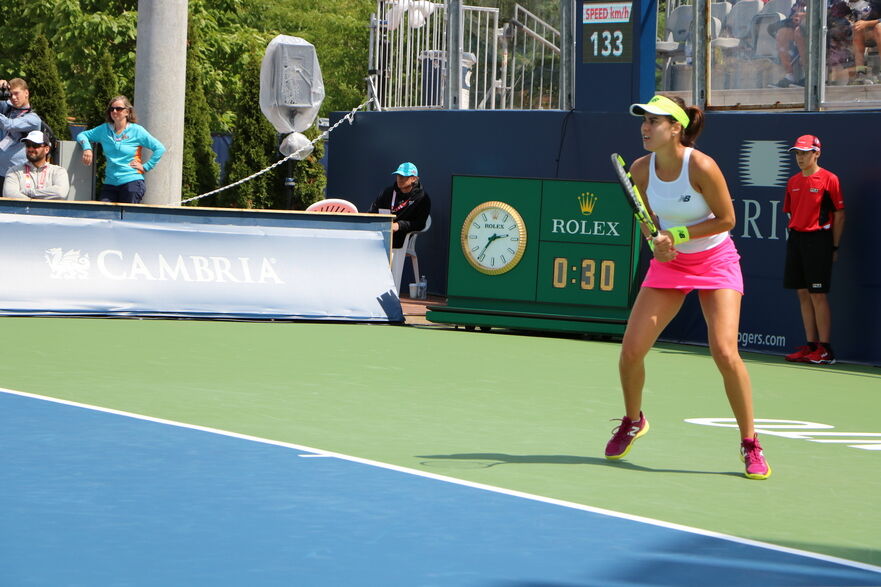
<box><xmin>77</xmin><ymin>95</ymin><xmax>165</xmax><ymax>203</ymax></box>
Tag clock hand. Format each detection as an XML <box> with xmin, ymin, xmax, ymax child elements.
<box><xmin>483</xmin><ymin>234</ymin><xmax>508</xmax><ymax>250</ymax></box>
<box><xmin>478</xmin><ymin>235</ymin><xmax>496</xmax><ymax>257</ymax></box>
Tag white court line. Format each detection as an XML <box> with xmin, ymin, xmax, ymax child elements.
<box><xmin>3</xmin><ymin>386</ymin><xmax>881</xmax><ymax>576</ymax></box>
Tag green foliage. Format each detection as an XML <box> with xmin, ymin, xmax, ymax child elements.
<box><xmin>289</xmin><ymin>126</ymin><xmax>326</xmax><ymax>211</ymax></box>
<box><xmin>188</xmin><ymin>0</ymin><xmax>275</xmax><ymax>133</ymax></box>
<box><xmin>182</xmin><ymin>25</ymin><xmax>220</xmax><ymax>203</ymax></box>
<box><xmin>88</xmin><ymin>51</ymin><xmax>120</xmax><ymax>199</ymax></box>
<box><xmin>246</xmin><ymin>0</ymin><xmax>374</xmax><ymax>115</ymax></box>
<box><xmin>218</xmin><ymin>56</ymin><xmax>281</xmax><ymax>209</ymax></box>
<box><xmin>0</xmin><ymin>0</ymin><xmax>377</xmax><ymax>209</ymax></box>
<box><xmin>21</xmin><ymin>33</ymin><xmax>71</xmax><ymax>140</ymax></box>
<box><xmin>89</xmin><ymin>53</ymin><xmax>119</xmax><ymax>128</ymax></box>
<box><xmin>1</xmin><ymin>0</ymin><xmax>373</xmax><ymax>132</ymax></box>
<box><xmin>0</xmin><ymin>0</ymin><xmax>138</xmax><ymax>122</ymax></box>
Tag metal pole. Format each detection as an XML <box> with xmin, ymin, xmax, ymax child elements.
<box><xmin>559</xmin><ymin>0</ymin><xmax>575</xmax><ymax>110</ymax></box>
<box><xmin>692</xmin><ymin>0</ymin><xmax>708</xmax><ymax>109</ymax></box>
<box><xmin>446</xmin><ymin>0</ymin><xmax>463</xmax><ymax>109</ymax></box>
<box><xmin>134</xmin><ymin>0</ymin><xmax>187</xmax><ymax>206</ymax></box>
<box><xmin>805</xmin><ymin>0</ymin><xmax>823</xmax><ymax>110</ymax></box>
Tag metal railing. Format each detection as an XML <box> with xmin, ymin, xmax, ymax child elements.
<box><xmin>501</xmin><ymin>4</ymin><xmax>561</xmax><ymax>109</ymax></box>
<box><xmin>368</xmin><ymin>1</ymin><xmax>565</xmax><ymax>111</ymax></box>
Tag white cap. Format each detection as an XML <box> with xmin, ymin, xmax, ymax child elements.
<box><xmin>20</xmin><ymin>130</ymin><xmax>49</xmax><ymax>145</ymax></box>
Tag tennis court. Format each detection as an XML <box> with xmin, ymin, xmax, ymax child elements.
<box><xmin>2</xmin><ymin>316</ymin><xmax>879</xmax><ymax>585</ymax></box>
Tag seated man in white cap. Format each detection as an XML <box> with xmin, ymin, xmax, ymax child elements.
<box><xmin>3</xmin><ymin>130</ymin><xmax>69</xmax><ymax>200</ymax></box>
<box><xmin>369</xmin><ymin>161</ymin><xmax>431</xmax><ymax>248</ymax></box>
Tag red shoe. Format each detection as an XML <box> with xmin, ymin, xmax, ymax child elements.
<box><xmin>605</xmin><ymin>412</ymin><xmax>649</xmax><ymax>460</ymax></box>
<box><xmin>784</xmin><ymin>345</ymin><xmax>813</xmax><ymax>362</ymax></box>
<box><xmin>741</xmin><ymin>435</ymin><xmax>772</xmax><ymax>480</ymax></box>
<box><xmin>804</xmin><ymin>345</ymin><xmax>836</xmax><ymax>365</ymax></box>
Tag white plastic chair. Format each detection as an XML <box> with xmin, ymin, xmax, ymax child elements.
<box><xmin>391</xmin><ymin>215</ymin><xmax>431</xmax><ymax>295</ymax></box>
<box><xmin>657</xmin><ymin>5</ymin><xmax>694</xmax><ymax>89</ymax></box>
<box><xmin>711</xmin><ymin>1</ymin><xmax>732</xmax><ymax>24</ymax></box>
<box><xmin>305</xmin><ymin>198</ymin><xmax>358</xmax><ymax>213</ymax></box>
<box><xmin>751</xmin><ymin>12</ymin><xmax>785</xmax><ymax>59</ymax></box>
<box><xmin>725</xmin><ymin>0</ymin><xmax>763</xmax><ymax>45</ymax></box>
<box><xmin>761</xmin><ymin>0</ymin><xmax>793</xmax><ymax>17</ymax></box>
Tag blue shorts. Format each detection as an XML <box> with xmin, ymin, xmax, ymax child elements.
<box><xmin>99</xmin><ymin>180</ymin><xmax>146</xmax><ymax>204</ymax></box>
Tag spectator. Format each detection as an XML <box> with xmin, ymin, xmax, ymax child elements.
<box><xmin>76</xmin><ymin>95</ymin><xmax>165</xmax><ymax>204</ymax></box>
<box><xmin>827</xmin><ymin>1</ymin><xmax>856</xmax><ymax>84</ymax></box>
<box><xmin>2</xmin><ymin>130</ymin><xmax>69</xmax><ymax>200</ymax></box>
<box><xmin>0</xmin><ymin>78</ymin><xmax>42</xmax><ymax>195</ymax></box>
<box><xmin>369</xmin><ymin>162</ymin><xmax>431</xmax><ymax>249</ymax></box>
<box><xmin>768</xmin><ymin>0</ymin><xmax>807</xmax><ymax>88</ymax></box>
<box><xmin>782</xmin><ymin>135</ymin><xmax>845</xmax><ymax>365</ymax></box>
<box><xmin>847</xmin><ymin>0</ymin><xmax>881</xmax><ymax>83</ymax></box>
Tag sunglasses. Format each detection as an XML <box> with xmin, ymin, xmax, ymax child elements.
<box><xmin>108</xmin><ymin>106</ymin><xmax>128</xmax><ymax>112</ymax></box>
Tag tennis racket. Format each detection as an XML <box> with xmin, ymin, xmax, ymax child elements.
<box><xmin>610</xmin><ymin>153</ymin><xmax>658</xmax><ymax>242</ymax></box>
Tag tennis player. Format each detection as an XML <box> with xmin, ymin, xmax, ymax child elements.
<box><xmin>604</xmin><ymin>94</ymin><xmax>771</xmax><ymax>480</ymax></box>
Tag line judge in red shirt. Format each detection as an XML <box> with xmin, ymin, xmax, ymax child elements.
<box><xmin>782</xmin><ymin>134</ymin><xmax>845</xmax><ymax>365</ymax></box>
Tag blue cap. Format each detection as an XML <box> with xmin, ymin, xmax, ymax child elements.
<box><xmin>392</xmin><ymin>162</ymin><xmax>418</xmax><ymax>176</ymax></box>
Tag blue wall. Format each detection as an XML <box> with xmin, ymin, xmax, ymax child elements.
<box><xmin>325</xmin><ymin>0</ymin><xmax>881</xmax><ymax>364</ymax></box>
<box><xmin>326</xmin><ymin>108</ymin><xmax>881</xmax><ymax>365</ymax></box>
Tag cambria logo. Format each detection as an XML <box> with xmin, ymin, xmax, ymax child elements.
<box><xmin>44</xmin><ymin>248</ymin><xmax>284</xmax><ymax>284</ymax></box>
<box><xmin>45</xmin><ymin>248</ymin><xmax>90</xmax><ymax>279</ymax></box>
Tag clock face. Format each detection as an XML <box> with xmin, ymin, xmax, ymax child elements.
<box><xmin>460</xmin><ymin>201</ymin><xmax>527</xmax><ymax>275</ymax></box>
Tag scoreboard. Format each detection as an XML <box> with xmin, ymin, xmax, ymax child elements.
<box><xmin>582</xmin><ymin>1</ymin><xmax>634</xmax><ymax>63</ymax></box>
<box><xmin>426</xmin><ymin>175</ymin><xmax>643</xmax><ymax>335</ymax></box>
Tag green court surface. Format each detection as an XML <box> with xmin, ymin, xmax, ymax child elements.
<box><xmin>3</xmin><ymin>317</ymin><xmax>879</xmax><ymax>567</ymax></box>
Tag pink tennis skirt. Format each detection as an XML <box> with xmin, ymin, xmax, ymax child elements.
<box><xmin>642</xmin><ymin>236</ymin><xmax>744</xmax><ymax>294</ymax></box>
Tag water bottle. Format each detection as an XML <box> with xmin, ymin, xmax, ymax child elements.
<box><xmin>418</xmin><ymin>275</ymin><xmax>428</xmax><ymax>299</ymax></box>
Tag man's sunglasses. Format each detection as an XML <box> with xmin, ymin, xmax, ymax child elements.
<box><xmin>108</xmin><ymin>106</ymin><xmax>128</xmax><ymax>112</ymax></box>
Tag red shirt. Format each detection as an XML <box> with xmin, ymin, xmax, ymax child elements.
<box><xmin>783</xmin><ymin>167</ymin><xmax>844</xmax><ymax>231</ymax></box>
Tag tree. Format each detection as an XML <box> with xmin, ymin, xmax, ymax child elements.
<box><xmin>246</xmin><ymin>0</ymin><xmax>374</xmax><ymax>116</ymax></box>
<box><xmin>85</xmin><ymin>52</ymin><xmax>121</xmax><ymax>199</ymax></box>
<box><xmin>22</xmin><ymin>34</ymin><xmax>71</xmax><ymax>140</ymax></box>
<box><xmin>288</xmin><ymin>126</ymin><xmax>326</xmax><ymax>210</ymax></box>
<box><xmin>182</xmin><ymin>25</ymin><xmax>220</xmax><ymax>203</ymax></box>
<box><xmin>88</xmin><ymin>53</ymin><xmax>120</xmax><ymax>129</ymax></box>
<box><xmin>0</xmin><ymin>1</ymin><xmax>375</xmax><ymax>132</ymax></box>
<box><xmin>0</xmin><ymin>1</ymin><xmax>138</xmax><ymax>123</ymax></box>
<box><xmin>218</xmin><ymin>55</ymin><xmax>281</xmax><ymax>209</ymax></box>
<box><xmin>0</xmin><ymin>0</ymin><xmax>378</xmax><ymax>209</ymax></box>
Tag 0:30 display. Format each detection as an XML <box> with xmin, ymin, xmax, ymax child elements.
<box><xmin>552</xmin><ymin>257</ymin><xmax>615</xmax><ymax>291</ymax></box>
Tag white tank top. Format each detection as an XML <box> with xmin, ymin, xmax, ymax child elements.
<box><xmin>647</xmin><ymin>147</ymin><xmax>727</xmax><ymax>254</ymax></box>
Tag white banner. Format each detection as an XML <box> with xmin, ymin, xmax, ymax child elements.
<box><xmin>0</xmin><ymin>210</ymin><xmax>402</xmax><ymax>322</ymax></box>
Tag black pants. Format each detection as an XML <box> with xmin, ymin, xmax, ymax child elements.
<box><xmin>784</xmin><ymin>229</ymin><xmax>834</xmax><ymax>293</ymax></box>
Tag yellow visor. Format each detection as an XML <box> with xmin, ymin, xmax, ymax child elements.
<box><xmin>629</xmin><ymin>95</ymin><xmax>689</xmax><ymax>128</ymax></box>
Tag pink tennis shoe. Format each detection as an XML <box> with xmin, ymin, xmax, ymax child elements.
<box><xmin>605</xmin><ymin>412</ymin><xmax>649</xmax><ymax>459</ymax></box>
<box><xmin>741</xmin><ymin>435</ymin><xmax>772</xmax><ymax>480</ymax></box>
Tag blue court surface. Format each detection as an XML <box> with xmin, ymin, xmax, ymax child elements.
<box><xmin>3</xmin><ymin>389</ymin><xmax>880</xmax><ymax>586</ymax></box>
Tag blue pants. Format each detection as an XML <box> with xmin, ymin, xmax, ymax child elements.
<box><xmin>100</xmin><ymin>180</ymin><xmax>146</xmax><ymax>204</ymax></box>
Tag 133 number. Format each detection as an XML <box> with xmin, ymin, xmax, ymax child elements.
<box><xmin>588</xmin><ymin>30</ymin><xmax>624</xmax><ymax>57</ymax></box>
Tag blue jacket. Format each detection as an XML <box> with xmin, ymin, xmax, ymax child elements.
<box><xmin>77</xmin><ymin>122</ymin><xmax>166</xmax><ymax>186</ymax></box>
<box><xmin>0</xmin><ymin>101</ymin><xmax>41</xmax><ymax>176</ymax></box>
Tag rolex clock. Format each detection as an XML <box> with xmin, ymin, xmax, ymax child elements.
<box><xmin>428</xmin><ymin>175</ymin><xmax>643</xmax><ymax>337</ymax></box>
<box><xmin>460</xmin><ymin>201</ymin><xmax>527</xmax><ymax>275</ymax></box>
